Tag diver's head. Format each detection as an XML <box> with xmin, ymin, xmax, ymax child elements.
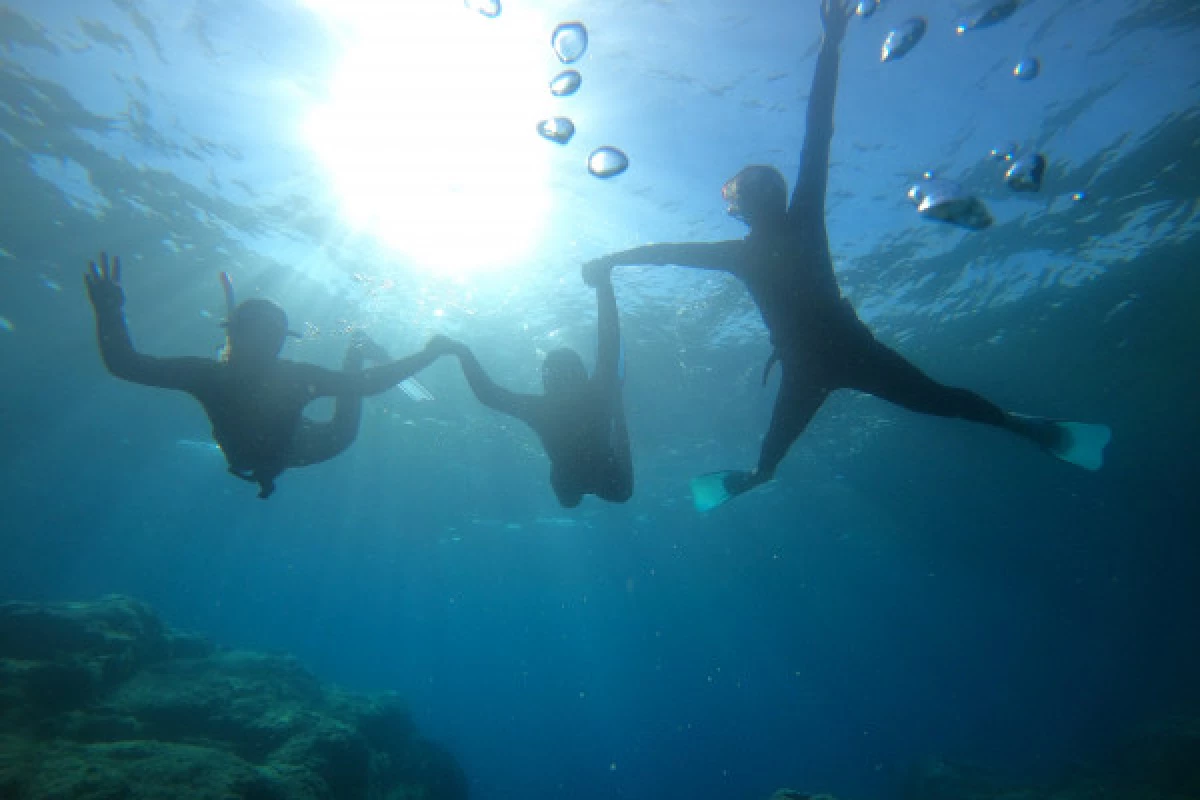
<box><xmin>224</xmin><ymin>297</ymin><xmax>290</xmax><ymax>363</ymax></box>
<box><xmin>541</xmin><ymin>348</ymin><xmax>588</xmax><ymax>395</ymax></box>
<box><xmin>722</xmin><ymin>165</ymin><xmax>787</xmax><ymax>229</ymax></box>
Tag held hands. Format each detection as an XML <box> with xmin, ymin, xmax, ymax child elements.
<box><xmin>820</xmin><ymin>0</ymin><xmax>854</xmax><ymax>42</ymax></box>
<box><xmin>84</xmin><ymin>251</ymin><xmax>125</xmax><ymax>311</ymax></box>
<box><xmin>581</xmin><ymin>256</ymin><xmax>614</xmax><ymax>288</ymax></box>
<box><xmin>425</xmin><ymin>334</ymin><xmax>468</xmax><ymax>359</ymax></box>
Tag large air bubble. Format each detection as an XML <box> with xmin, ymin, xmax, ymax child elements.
<box><xmin>881</xmin><ymin>18</ymin><xmax>926</xmax><ymax>62</ymax></box>
<box><xmin>552</xmin><ymin>22</ymin><xmax>588</xmax><ymax>64</ymax></box>
<box><xmin>537</xmin><ymin>117</ymin><xmax>576</xmax><ymax>145</ymax></box>
<box><xmin>1013</xmin><ymin>57</ymin><xmax>1040</xmax><ymax>81</ymax></box>
<box><xmin>588</xmin><ymin>147</ymin><xmax>628</xmax><ymax>178</ymax></box>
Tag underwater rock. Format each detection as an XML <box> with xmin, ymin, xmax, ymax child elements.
<box><xmin>1118</xmin><ymin>717</ymin><xmax>1200</xmax><ymax>799</ymax></box>
<box><xmin>0</xmin><ymin>596</ymin><xmax>468</xmax><ymax>800</ymax></box>
<box><xmin>902</xmin><ymin>718</ymin><xmax>1200</xmax><ymax>800</ymax></box>
<box><xmin>0</xmin><ymin>595</ymin><xmax>176</xmax><ymax>721</ymax></box>
<box><xmin>0</xmin><ymin>736</ymin><xmax>288</xmax><ymax>800</ymax></box>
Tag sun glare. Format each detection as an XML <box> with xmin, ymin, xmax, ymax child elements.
<box><xmin>302</xmin><ymin>0</ymin><xmax>553</xmax><ymax>277</ymax></box>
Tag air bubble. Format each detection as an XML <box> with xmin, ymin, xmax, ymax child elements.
<box><xmin>1013</xmin><ymin>57</ymin><xmax>1040</xmax><ymax>81</ymax></box>
<box><xmin>588</xmin><ymin>146</ymin><xmax>628</xmax><ymax>178</ymax></box>
<box><xmin>552</xmin><ymin>22</ymin><xmax>588</xmax><ymax>64</ymax></box>
<box><xmin>955</xmin><ymin>0</ymin><xmax>1019</xmax><ymax>34</ymax></box>
<box><xmin>537</xmin><ymin>117</ymin><xmax>576</xmax><ymax>145</ymax></box>
<box><xmin>989</xmin><ymin>142</ymin><xmax>1018</xmax><ymax>162</ymax></box>
<box><xmin>550</xmin><ymin>69</ymin><xmax>582</xmax><ymax>97</ymax></box>
<box><xmin>881</xmin><ymin>18</ymin><xmax>926</xmax><ymax>62</ymax></box>
<box><xmin>465</xmin><ymin>0</ymin><xmax>501</xmax><ymax>18</ymax></box>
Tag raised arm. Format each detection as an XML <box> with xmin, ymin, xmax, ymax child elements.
<box><xmin>85</xmin><ymin>253</ymin><xmax>216</xmax><ymax>391</ymax></box>
<box><xmin>297</xmin><ymin>342</ymin><xmax>447</xmax><ymax>398</ymax></box>
<box><xmin>590</xmin><ymin>272</ymin><xmax>622</xmax><ymax>396</ymax></box>
<box><xmin>583</xmin><ymin>240</ymin><xmax>745</xmax><ymax>286</ymax></box>
<box><xmin>787</xmin><ymin>0</ymin><xmax>853</xmax><ymax>227</ymax></box>
<box><xmin>438</xmin><ymin>338</ymin><xmax>541</xmax><ymax>425</ymax></box>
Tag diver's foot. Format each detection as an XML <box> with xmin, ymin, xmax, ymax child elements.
<box><xmin>722</xmin><ymin>470</ymin><xmax>758</xmax><ymax>496</ymax></box>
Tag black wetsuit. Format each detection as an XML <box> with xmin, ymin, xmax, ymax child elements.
<box><xmin>587</xmin><ymin>16</ymin><xmax>1019</xmax><ymax>488</ymax></box>
<box><xmin>90</xmin><ymin>300</ymin><xmax>442</xmax><ymax>499</ymax></box>
<box><xmin>447</xmin><ymin>277</ymin><xmax>632</xmax><ymax>508</ymax></box>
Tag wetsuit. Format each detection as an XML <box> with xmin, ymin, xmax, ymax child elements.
<box><xmin>445</xmin><ymin>276</ymin><xmax>632</xmax><ymax>508</ymax></box>
<box><xmin>584</xmin><ymin>5</ymin><xmax>1024</xmax><ymax>492</ymax></box>
<box><xmin>90</xmin><ymin>298</ymin><xmax>443</xmax><ymax>499</ymax></box>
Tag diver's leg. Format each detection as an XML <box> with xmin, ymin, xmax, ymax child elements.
<box><xmin>693</xmin><ymin>367</ymin><xmax>828</xmax><ymax>509</ymax></box>
<box><xmin>754</xmin><ymin>368</ymin><xmax>830</xmax><ymax>482</ymax></box>
<box><xmin>846</xmin><ymin>334</ymin><xmax>1012</xmax><ymax>428</ymax></box>
<box><xmin>846</xmin><ymin>334</ymin><xmax>1111</xmax><ymax>468</ymax></box>
<box><xmin>289</xmin><ymin>344</ymin><xmax>366</xmax><ymax>468</ymax></box>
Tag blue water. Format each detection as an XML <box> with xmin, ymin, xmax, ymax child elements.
<box><xmin>2</xmin><ymin>1</ymin><xmax>1198</xmax><ymax>798</ymax></box>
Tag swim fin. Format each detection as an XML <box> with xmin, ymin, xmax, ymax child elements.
<box><xmin>1046</xmin><ymin>420</ymin><xmax>1112</xmax><ymax>471</ymax></box>
<box><xmin>1011</xmin><ymin>413</ymin><xmax>1112</xmax><ymax>471</ymax></box>
<box><xmin>691</xmin><ymin>472</ymin><xmax>734</xmax><ymax>512</ymax></box>
<box><xmin>690</xmin><ymin>469</ymin><xmax>756</xmax><ymax>512</ymax></box>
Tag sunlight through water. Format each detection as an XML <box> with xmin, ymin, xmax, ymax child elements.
<box><xmin>301</xmin><ymin>0</ymin><xmax>552</xmax><ymax>278</ymax></box>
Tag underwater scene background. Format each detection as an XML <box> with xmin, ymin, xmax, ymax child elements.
<box><xmin>1</xmin><ymin>0</ymin><xmax>1198</xmax><ymax>798</ymax></box>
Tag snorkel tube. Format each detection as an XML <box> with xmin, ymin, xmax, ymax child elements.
<box><xmin>218</xmin><ymin>271</ymin><xmax>236</xmax><ymax>361</ymax></box>
<box><xmin>220</xmin><ymin>271</ymin><xmax>236</xmax><ymax>319</ymax></box>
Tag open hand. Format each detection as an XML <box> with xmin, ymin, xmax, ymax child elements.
<box><xmin>821</xmin><ymin>0</ymin><xmax>854</xmax><ymax>42</ymax></box>
<box><xmin>84</xmin><ymin>251</ymin><xmax>125</xmax><ymax>311</ymax></box>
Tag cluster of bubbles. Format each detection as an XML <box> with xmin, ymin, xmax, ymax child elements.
<box><xmin>465</xmin><ymin>2</ymin><xmax>629</xmax><ymax>179</ymax></box>
<box><xmin>542</xmin><ymin>21</ymin><xmax>629</xmax><ymax>178</ymax></box>
<box><xmin>859</xmin><ymin>0</ymin><xmax>1085</xmax><ymax>229</ymax></box>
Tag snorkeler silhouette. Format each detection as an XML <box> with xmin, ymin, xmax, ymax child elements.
<box><xmin>429</xmin><ymin>270</ymin><xmax>631</xmax><ymax>508</ymax></box>
<box><xmin>583</xmin><ymin>0</ymin><xmax>1110</xmax><ymax>511</ymax></box>
<box><xmin>85</xmin><ymin>252</ymin><xmax>450</xmax><ymax>499</ymax></box>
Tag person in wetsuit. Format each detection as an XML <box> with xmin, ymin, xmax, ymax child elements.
<box><xmin>85</xmin><ymin>252</ymin><xmax>450</xmax><ymax>499</ymax></box>
<box><xmin>583</xmin><ymin>0</ymin><xmax>1109</xmax><ymax>510</ymax></box>
<box><xmin>430</xmin><ymin>270</ymin><xmax>631</xmax><ymax>508</ymax></box>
